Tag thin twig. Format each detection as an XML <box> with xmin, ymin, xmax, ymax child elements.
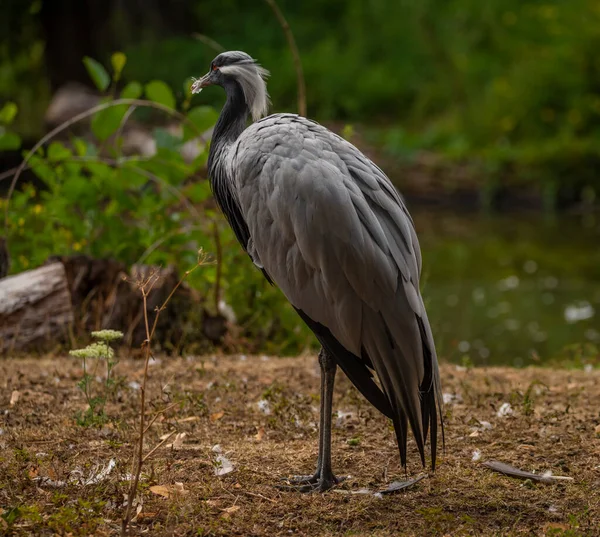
<box><xmin>121</xmin><ymin>259</ymin><xmax>205</xmax><ymax>536</ymax></box>
<box><xmin>143</xmin><ymin>401</ymin><xmax>180</xmax><ymax>434</ymax></box>
<box><xmin>264</xmin><ymin>0</ymin><xmax>307</xmax><ymax>116</ymax></box>
<box><xmin>62</xmin><ymin>155</ymin><xmax>202</xmax><ymax>220</ymax></box>
<box><xmin>121</xmin><ymin>278</ymin><xmax>159</xmax><ymax>536</ymax></box>
<box><xmin>149</xmin><ymin>255</ymin><xmax>207</xmax><ymax>341</ymax></box>
<box><xmin>135</xmin><ymin>224</ymin><xmax>205</xmax><ymax>265</ymax></box>
<box><xmin>4</xmin><ymin>97</ymin><xmax>204</xmax><ymax>234</ymax></box>
<box><xmin>0</xmin><ymin>166</ymin><xmax>18</xmax><ymax>183</ymax></box>
<box><xmin>212</xmin><ymin>220</ymin><xmax>223</xmax><ymax>314</ymax></box>
<box><xmin>115</xmin><ymin>104</ymin><xmax>138</xmax><ymax>158</ymax></box>
<box><xmin>239</xmin><ymin>490</ymin><xmax>278</xmax><ymax>504</ymax></box>
<box><xmin>192</xmin><ymin>33</ymin><xmax>226</xmax><ymax>53</ymax></box>
<box><xmin>142</xmin><ymin>431</ymin><xmax>176</xmax><ymax>463</ymax></box>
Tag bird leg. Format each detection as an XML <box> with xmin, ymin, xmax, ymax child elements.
<box><xmin>281</xmin><ymin>348</ymin><xmax>345</xmax><ymax>492</ymax></box>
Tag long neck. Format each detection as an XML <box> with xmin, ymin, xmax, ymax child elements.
<box><xmin>208</xmin><ymin>81</ymin><xmax>248</xmax><ymax>179</ymax></box>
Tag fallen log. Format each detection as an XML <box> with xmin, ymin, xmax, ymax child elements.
<box><xmin>0</xmin><ymin>256</ymin><xmax>227</xmax><ymax>353</ymax></box>
<box><xmin>48</xmin><ymin>256</ymin><xmax>222</xmax><ymax>349</ymax></box>
<box><xmin>0</xmin><ymin>262</ymin><xmax>74</xmax><ymax>352</ymax></box>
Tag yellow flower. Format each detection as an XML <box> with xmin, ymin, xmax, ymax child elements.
<box><xmin>32</xmin><ymin>204</ymin><xmax>43</xmax><ymax>215</ymax></box>
<box><xmin>73</xmin><ymin>242</ymin><xmax>82</xmax><ymax>252</ymax></box>
<box><xmin>18</xmin><ymin>217</ymin><xmax>25</xmax><ymax>227</ymax></box>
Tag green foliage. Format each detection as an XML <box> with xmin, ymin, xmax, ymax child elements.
<box><xmin>3</xmin><ymin>0</ymin><xmax>600</xmax><ymax>194</ymax></box>
<box><xmin>5</xmin><ymin>52</ymin><xmax>313</xmax><ymax>355</ymax></box>
<box><xmin>90</xmin><ymin>99</ymin><xmax>129</xmax><ymax>141</ymax></box>
<box><xmin>0</xmin><ymin>101</ymin><xmax>18</xmax><ymax>124</ymax></box>
<box><xmin>121</xmin><ymin>81</ymin><xmax>143</xmax><ymax>99</ymax></box>
<box><xmin>0</xmin><ymin>101</ymin><xmax>21</xmax><ymax>150</ymax></box>
<box><xmin>82</xmin><ymin>56</ymin><xmax>110</xmax><ymax>92</ymax></box>
<box><xmin>110</xmin><ymin>51</ymin><xmax>127</xmax><ymax>82</ymax></box>
<box><xmin>145</xmin><ymin>80</ymin><xmax>176</xmax><ymax>109</ymax></box>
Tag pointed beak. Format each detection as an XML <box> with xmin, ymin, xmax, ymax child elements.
<box><xmin>191</xmin><ymin>72</ymin><xmax>213</xmax><ymax>94</ymax></box>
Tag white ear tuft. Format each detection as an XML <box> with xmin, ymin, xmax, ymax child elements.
<box><xmin>220</xmin><ymin>61</ymin><xmax>270</xmax><ymax>121</ymax></box>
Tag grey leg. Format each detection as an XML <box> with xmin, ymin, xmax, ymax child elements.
<box><xmin>281</xmin><ymin>348</ymin><xmax>345</xmax><ymax>492</ymax></box>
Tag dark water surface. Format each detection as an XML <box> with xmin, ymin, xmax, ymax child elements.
<box><xmin>414</xmin><ymin>210</ymin><xmax>600</xmax><ymax>366</ymax></box>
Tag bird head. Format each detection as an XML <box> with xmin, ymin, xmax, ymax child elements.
<box><xmin>191</xmin><ymin>51</ymin><xmax>271</xmax><ymax>121</ymax></box>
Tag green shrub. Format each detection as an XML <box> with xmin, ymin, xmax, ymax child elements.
<box><xmin>5</xmin><ymin>53</ymin><xmax>314</xmax><ymax>355</ymax></box>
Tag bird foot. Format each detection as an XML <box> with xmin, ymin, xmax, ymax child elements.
<box><xmin>278</xmin><ymin>473</ymin><xmax>347</xmax><ymax>493</ymax></box>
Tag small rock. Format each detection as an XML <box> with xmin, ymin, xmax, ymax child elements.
<box><xmin>9</xmin><ymin>390</ymin><xmax>20</xmax><ymax>406</ymax></box>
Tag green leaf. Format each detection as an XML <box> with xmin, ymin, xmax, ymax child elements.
<box><xmin>185</xmin><ymin>181</ymin><xmax>212</xmax><ymax>203</ymax></box>
<box><xmin>0</xmin><ymin>102</ymin><xmax>18</xmax><ymax>124</ymax></box>
<box><xmin>145</xmin><ymin>80</ymin><xmax>176</xmax><ymax>109</ymax></box>
<box><xmin>184</xmin><ymin>106</ymin><xmax>218</xmax><ymax>140</ymax></box>
<box><xmin>0</xmin><ymin>129</ymin><xmax>21</xmax><ymax>150</ymax></box>
<box><xmin>111</xmin><ymin>52</ymin><xmax>127</xmax><ymax>80</ymax></box>
<box><xmin>29</xmin><ymin>154</ymin><xmax>54</xmax><ymax>184</ymax></box>
<box><xmin>121</xmin><ymin>81</ymin><xmax>142</xmax><ymax>100</ymax></box>
<box><xmin>47</xmin><ymin>141</ymin><xmax>72</xmax><ymax>161</ymax></box>
<box><xmin>183</xmin><ymin>77</ymin><xmax>196</xmax><ymax>98</ymax></box>
<box><xmin>91</xmin><ymin>100</ymin><xmax>129</xmax><ymax>141</ymax></box>
<box><xmin>83</xmin><ymin>56</ymin><xmax>110</xmax><ymax>92</ymax></box>
<box><xmin>1</xmin><ymin>506</ymin><xmax>21</xmax><ymax>526</ymax></box>
<box><xmin>153</xmin><ymin>128</ymin><xmax>181</xmax><ymax>150</ymax></box>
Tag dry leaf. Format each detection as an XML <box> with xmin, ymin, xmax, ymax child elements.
<box><xmin>173</xmin><ymin>482</ymin><xmax>188</xmax><ymax>495</ymax></box>
<box><xmin>594</xmin><ymin>424</ymin><xmax>600</xmax><ymax>438</ymax></box>
<box><xmin>150</xmin><ymin>485</ymin><xmax>171</xmax><ymax>498</ymax></box>
<box><xmin>206</xmin><ymin>499</ymin><xmax>220</xmax><ymax>507</ymax></box>
<box><xmin>234</xmin><ymin>483</ymin><xmax>242</xmax><ymax>489</ymax></box>
<box><xmin>46</xmin><ymin>467</ymin><xmax>58</xmax><ymax>480</ymax></box>
<box><xmin>28</xmin><ymin>466</ymin><xmax>39</xmax><ymax>479</ymax></box>
<box><xmin>10</xmin><ymin>390</ymin><xmax>20</xmax><ymax>406</ymax></box>
<box><xmin>221</xmin><ymin>505</ymin><xmax>240</xmax><ymax>517</ymax></box>
<box><xmin>177</xmin><ymin>416</ymin><xmax>200</xmax><ymax>423</ymax></box>
<box><xmin>210</xmin><ymin>411</ymin><xmax>225</xmax><ymax>422</ymax></box>
<box><xmin>150</xmin><ymin>483</ymin><xmax>188</xmax><ymax>498</ymax></box>
<box><xmin>167</xmin><ymin>432</ymin><xmax>186</xmax><ymax>449</ymax></box>
<box><xmin>136</xmin><ymin>512</ymin><xmax>157</xmax><ymax>522</ymax></box>
<box><xmin>254</xmin><ymin>427</ymin><xmax>265</xmax><ymax>442</ymax></box>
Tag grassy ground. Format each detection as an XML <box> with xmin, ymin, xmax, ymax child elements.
<box><xmin>0</xmin><ymin>354</ymin><xmax>599</xmax><ymax>536</ymax></box>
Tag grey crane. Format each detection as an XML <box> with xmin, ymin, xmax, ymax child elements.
<box><xmin>192</xmin><ymin>51</ymin><xmax>443</xmax><ymax>492</ymax></box>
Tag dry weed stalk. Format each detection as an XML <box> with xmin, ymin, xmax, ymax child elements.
<box><xmin>263</xmin><ymin>0</ymin><xmax>307</xmax><ymax>116</ymax></box>
<box><xmin>121</xmin><ymin>253</ymin><xmax>208</xmax><ymax>536</ymax></box>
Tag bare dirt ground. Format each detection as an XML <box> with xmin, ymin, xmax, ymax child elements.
<box><xmin>1</xmin><ymin>354</ymin><xmax>599</xmax><ymax>536</ymax></box>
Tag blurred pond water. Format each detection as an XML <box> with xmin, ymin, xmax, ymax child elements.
<box><xmin>415</xmin><ymin>210</ymin><xmax>600</xmax><ymax>366</ymax></box>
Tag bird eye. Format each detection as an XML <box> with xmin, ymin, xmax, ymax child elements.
<box><xmin>212</xmin><ymin>65</ymin><xmax>219</xmax><ymax>71</ymax></box>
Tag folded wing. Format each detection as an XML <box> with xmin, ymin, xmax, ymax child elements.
<box><xmin>232</xmin><ymin>114</ymin><xmax>443</xmax><ymax>467</ymax></box>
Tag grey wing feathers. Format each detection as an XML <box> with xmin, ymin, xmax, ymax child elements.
<box><xmin>231</xmin><ymin>114</ymin><xmax>443</xmax><ymax>467</ymax></box>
